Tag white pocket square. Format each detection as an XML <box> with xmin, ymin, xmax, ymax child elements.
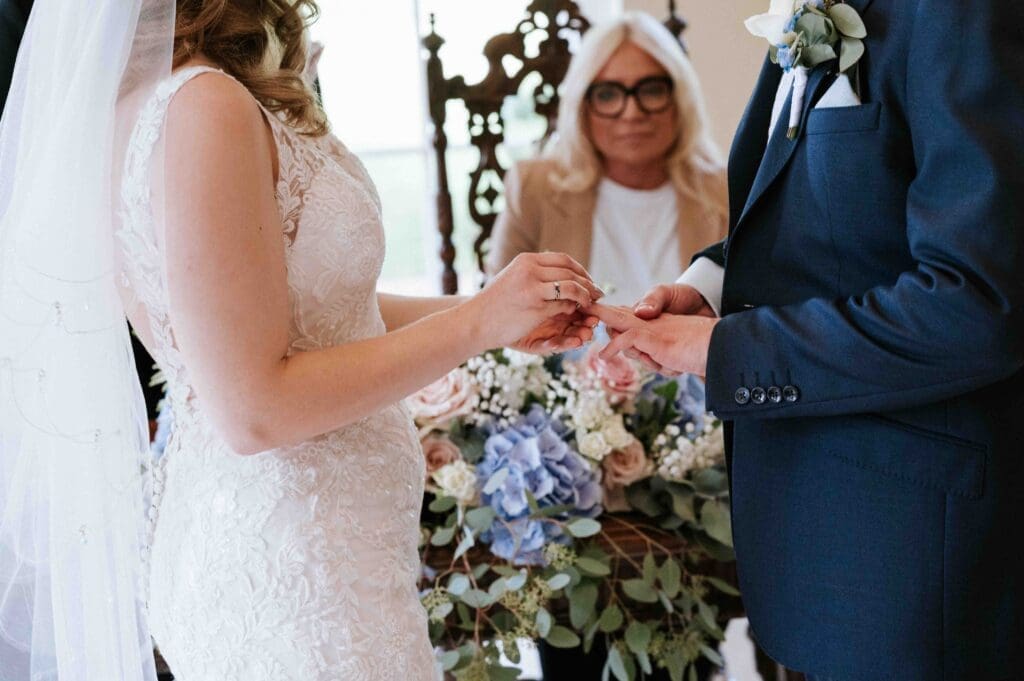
<box><xmin>815</xmin><ymin>73</ymin><xmax>862</xmax><ymax>109</ymax></box>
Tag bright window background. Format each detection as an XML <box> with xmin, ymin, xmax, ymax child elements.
<box><xmin>310</xmin><ymin>0</ymin><xmax>621</xmax><ymax>296</ymax></box>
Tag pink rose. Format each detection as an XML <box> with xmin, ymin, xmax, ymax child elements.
<box><xmin>421</xmin><ymin>434</ymin><xmax>462</xmax><ymax>480</ymax></box>
<box><xmin>407</xmin><ymin>367</ymin><xmax>477</xmax><ymax>430</ymax></box>
<box><xmin>601</xmin><ymin>441</ymin><xmax>654</xmax><ymax>511</ymax></box>
<box><xmin>584</xmin><ymin>345</ymin><xmax>643</xmax><ymax>405</ymax></box>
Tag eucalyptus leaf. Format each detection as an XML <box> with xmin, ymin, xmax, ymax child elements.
<box><xmin>584</xmin><ymin>621</ymin><xmax>600</xmax><ymax>654</ymax></box>
<box><xmin>625</xmin><ymin>485</ymin><xmax>663</xmax><ymax>518</ymax></box>
<box><xmin>641</xmin><ymin>552</ymin><xmax>657</xmax><ymax>587</ymax></box>
<box><xmin>460</xmin><ymin>588</ymin><xmax>493</xmax><ymax>609</ymax></box>
<box><xmin>531</xmin><ymin>503</ymin><xmax>574</xmax><ymax>518</ymax></box>
<box><xmin>535</xmin><ymin>608</ymin><xmax>553</xmax><ymax>637</ymax></box>
<box><xmin>487</xmin><ymin>578</ymin><xmax>507</xmax><ymax>599</ymax></box>
<box><xmin>840</xmin><ymin>36</ymin><xmax>865</xmax><ymax>73</ymax></box>
<box><xmin>472</xmin><ymin>563</ymin><xmax>490</xmax><ymax>580</ymax></box>
<box><xmin>607</xmin><ymin>647</ymin><xmax>629</xmax><ymax>681</ymax></box>
<box><xmin>465</xmin><ymin>506</ymin><xmax>497</xmax><ymax>532</ymax></box>
<box><xmin>796</xmin><ymin>13</ymin><xmax>829</xmax><ymax>45</ymax></box>
<box><xmin>598</xmin><ymin>604</ymin><xmax>624</xmax><ymax>633</ymax></box>
<box><xmin>482</xmin><ymin>468</ymin><xmax>508</xmax><ymax>495</ymax></box>
<box><xmin>804</xmin><ymin>43</ymin><xmax>837</xmax><ymax>66</ymax></box>
<box><xmin>636</xmin><ymin>650</ymin><xmax>653</xmax><ymax>675</ymax></box>
<box><xmin>453</xmin><ymin>530</ymin><xmax>476</xmax><ymax>560</ymax></box>
<box><xmin>700</xmin><ymin>644</ymin><xmax>725</xmax><ymax>668</ymax></box>
<box><xmin>576</xmin><ymin>556</ymin><xmax>612</xmax><ymax>577</ymax></box>
<box><xmin>688</xmin><ymin>664</ymin><xmax>698</xmax><ymax>681</ymax></box>
<box><xmin>505</xmin><ymin>570</ymin><xmax>527</xmax><ymax>591</ymax></box>
<box><xmin>697</xmin><ymin>599</ymin><xmax>724</xmax><ymax>638</ymax></box>
<box><xmin>829</xmin><ymin>3</ymin><xmax>867</xmax><ymax>38</ymax></box>
<box><xmin>432</xmin><ymin>601</ymin><xmax>454</xmax><ymax>620</ymax></box>
<box><xmin>547</xmin><ymin>573</ymin><xmax>571</xmax><ymax>591</ymax></box>
<box><xmin>430</xmin><ymin>525</ymin><xmax>456</xmax><ymax>547</ymax></box>
<box><xmin>700</xmin><ymin>500</ymin><xmax>733</xmax><ymax>547</ymax></box>
<box><xmin>486</xmin><ymin>664</ymin><xmax>521</xmax><ymax>681</ymax></box>
<box><xmin>658</xmin><ymin>557</ymin><xmax>682</xmax><ymax>598</ymax></box>
<box><xmin>428</xmin><ymin>495</ymin><xmax>457</xmax><ymax>513</ymax></box>
<box><xmin>622</xmin><ymin>579</ymin><xmax>659</xmax><ymax>603</ymax></box>
<box><xmin>439</xmin><ymin>650</ymin><xmax>461</xmax><ymax>671</ymax></box>
<box><xmin>526</xmin><ymin>490</ymin><xmax>540</xmax><ymax>514</ymax></box>
<box><xmin>705</xmin><ymin>576</ymin><xmax>741</xmax><ymax>596</ymax></box>
<box><xmin>569</xmin><ymin>582</ymin><xmax>599</xmax><ymax>630</ymax></box>
<box><xmin>691</xmin><ymin>468</ymin><xmax>728</xmax><ymax>496</ymax></box>
<box><xmin>658</xmin><ymin>590</ymin><xmax>674</xmax><ymax>614</ymax></box>
<box><xmin>666</xmin><ymin>651</ymin><xmax>684</xmax><ymax>681</ymax></box>
<box><xmin>624</xmin><ymin>621</ymin><xmax>652</xmax><ymax>655</ymax></box>
<box><xmin>544</xmin><ymin>625</ymin><xmax>581</xmax><ymax>649</ymax></box>
<box><xmin>668</xmin><ymin>485</ymin><xmax>696</xmax><ymax>524</ymax></box>
<box><xmin>566</xmin><ymin>517</ymin><xmax>602</xmax><ymax>538</ymax></box>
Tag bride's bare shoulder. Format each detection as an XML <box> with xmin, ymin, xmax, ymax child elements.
<box><xmin>165</xmin><ymin>66</ymin><xmax>262</xmax><ymax>130</ymax></box>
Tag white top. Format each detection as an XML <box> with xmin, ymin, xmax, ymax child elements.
<box><xmin>589</xmin><ymin>178</ymin><xmax>680</xmax><ymax>306</ymax></box>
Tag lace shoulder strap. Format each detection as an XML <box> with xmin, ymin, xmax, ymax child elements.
<box><xmin>118</xmin><ymin>66</ymin><xmax>250</xmax><ymax>413</ymax></box>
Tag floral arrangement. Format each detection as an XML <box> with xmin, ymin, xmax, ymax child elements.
<box><xmin>746</xmin><ymin>0</ymin><xmax>867</xmax><ymax>137</ymax></box>
<box><xmin>411</xmin><ymin>340</ymin><xmax>736</xmax><ymax>681</ymax></box>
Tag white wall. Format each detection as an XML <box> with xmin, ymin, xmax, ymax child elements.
<box><xmin>623</xmin><ymin>0</ymin><xmax>768</xmax><ymax>155</ymax></box>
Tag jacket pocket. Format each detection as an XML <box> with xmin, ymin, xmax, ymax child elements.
<box><xmin>825</xmin><ymin>413</ymin><xmax>987</xmax><ymax>499</ymax></box>
<box><xmin>807</xmin><ymin>101</ymin><xmax>882</xmax><ymax>134</ymax></box>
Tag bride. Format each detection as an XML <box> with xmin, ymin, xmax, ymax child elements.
<box><xmin>0</xmin><ymin>1</ymin><xmax>602</xmax><ymax>679</ymax></box>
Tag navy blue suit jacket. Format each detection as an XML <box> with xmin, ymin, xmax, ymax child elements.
<box><xmin>700</xmin><ymin>0</ymin><xmax>1023</xmax><ymax>678</ymax></box>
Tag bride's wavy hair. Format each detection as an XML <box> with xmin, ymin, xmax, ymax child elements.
<box><xmin>174</xmin><ymin>0</ymin><xmax>328</xmax><ymax>136</ymax></box>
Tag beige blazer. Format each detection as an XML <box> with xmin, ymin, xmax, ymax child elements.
<box><xmin>484</xmin><ymin>157</ymin><xmax>729</xmax><ymax>278</ymax></box>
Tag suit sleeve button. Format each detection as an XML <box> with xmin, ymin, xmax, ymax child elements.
<box><xmin>783</xmin><ymin>385</ymin><xmax>800</xmax><ymax>403</ymax></box>
<box><xmin>751</xmin><ymin>387</ymin><xmax>767</xmax><ymax>404</ymax></box>
<box><xmin>767</xmin><ymin>386</ymin><xmax>783</xmax><ymax>403</ymax></box>
<box><xmin>734</xmin><ymin>387</ymin><xmax>751</xmax><ymax>405</ymax></box>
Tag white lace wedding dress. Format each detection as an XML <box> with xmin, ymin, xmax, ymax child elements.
<box><xmin>117</xmin><ymin>66</ymin><xmax>438</xmax><ymax>681</ymax></box>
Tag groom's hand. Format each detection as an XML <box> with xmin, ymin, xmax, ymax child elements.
<box><xmin>589</xmin><ymin>304</ymin><xmax>717</xmax><ymax>377</ymax></box>
<box><xmin>633</xmin><ymin>284</ymin><xmax>716</xmax><ymax>320</ymax></box>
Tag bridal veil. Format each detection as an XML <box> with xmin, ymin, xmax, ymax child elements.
<box><xmin>0</xmin><ymin>1</ymin><xmax>175</xmax><ymax>678</ymax></box>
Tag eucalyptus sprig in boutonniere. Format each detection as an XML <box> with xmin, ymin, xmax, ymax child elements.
<box><xmin>746</xmin><ymin>0</ymin><xmax>867</xmax><ymax>138</ymax></box>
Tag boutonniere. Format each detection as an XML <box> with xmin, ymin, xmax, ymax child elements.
<box><xmin>745</xmin><ymin>0</ymin><xmax>867</xmax><ymax>138</ymax></box>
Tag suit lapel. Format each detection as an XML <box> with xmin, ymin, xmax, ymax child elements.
<box><xmin>727</xmin><ymin>0</ymin><xmax>876</xmax><ymax>236</ymax></box>
<box><xmin>734</xmin><ymin>63</ymin><xmax>833</xmax><ymax>229</ymax></box>
<box><xmin>727</xmin><ymin>56</ymin><xmax>781</xmax><ymax>232</ymax></box>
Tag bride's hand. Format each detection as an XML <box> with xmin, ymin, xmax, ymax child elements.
<box><xmin>461</xmin><ymin>252</ymin><xmax>604</xmax><ymax>352</ymax></box>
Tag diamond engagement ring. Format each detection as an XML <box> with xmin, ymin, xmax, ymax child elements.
<box><xmin>553</xmin><ymin>281</ymin><xmax>561</xmax><ymax>300</ymax></box>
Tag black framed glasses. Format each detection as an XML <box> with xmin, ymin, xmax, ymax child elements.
<box><xmin>585</xmin><ymin>76</ymin><xmax>675</xmax><ymax>118</ymax></box>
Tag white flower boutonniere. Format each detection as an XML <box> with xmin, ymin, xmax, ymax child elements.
<box><xmin>746</xmin><ymin>0</ymin><xmax>867</xmax><ymax>138</ymax></box>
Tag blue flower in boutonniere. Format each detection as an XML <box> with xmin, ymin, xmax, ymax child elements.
<box><xmin>746</xmin><ymin>0</ymin><xmax>867</xmax><ymax>138</ymax></box>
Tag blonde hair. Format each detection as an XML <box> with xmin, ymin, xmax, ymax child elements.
<box><xmin>174</xmin><ymin>0</ymin><xmax>328</xmax><ymax>136</ymax></box>
<box><xmin>545</xmin><ymin>12</ymin><xmax>726</xmax><ymax>221</ymax></box>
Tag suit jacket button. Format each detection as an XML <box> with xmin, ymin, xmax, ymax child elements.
<box><xmin>783</xmin><ymin>385</ymin><xmax>800</xmax><ymax>403</ymax></box>
<box><xmin>734</xmin><ymin>387</ymin><xmax>751</xmax><ymax>405</ymax></box>
<box><xmin>767</xmin><ymin>386</ymin><xmax>783</xmax><ymax>403</ymax></box>
<box><xmin>751</xmin><ymin>387</ymin><xmax>767</xmax><ymax>405</ymax></box>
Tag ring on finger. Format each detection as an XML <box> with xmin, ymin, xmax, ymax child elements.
<box><xmin>553</xmin><ymin>281</ymin><xmax>561</xmax><ymax>301</ymax></box>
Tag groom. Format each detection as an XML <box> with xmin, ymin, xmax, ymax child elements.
<box><xmin>595</xmin><ymin>1</ymin><xmax>1023</xmax><ymax>679</ymax></box>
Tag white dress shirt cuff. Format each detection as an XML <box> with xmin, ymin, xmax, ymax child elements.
<box><xmin>676</xmin><ymin>257</ymin><xmax>725</xmax><ymax>317</ymax></box>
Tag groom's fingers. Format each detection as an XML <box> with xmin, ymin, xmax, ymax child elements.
<box><xmin>600</xmin><ymin>327</ymin><xmax>653</xmax><ymax>362</ymax></box>
<box><xmin>634</xmin><ymin>285</ymin><xmax>671</xmax><ymax>319</ymax></box>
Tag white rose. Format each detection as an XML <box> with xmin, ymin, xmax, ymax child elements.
<box><xmin>602</xmin><ymin>418</ymin><xmax>634</xmax><ymax>450</ymax></box>
<box><xmin>745</xmin><ymin>0</ymin><xmax>796</xmax><ymax>45</ymax></box>
<box><xmin>578</xmin><ymin>431</ymin><xmax>611</xmax><ymax>461</ymax></box>
<box><xmin>431</xmin><ymin>460</ymin><xmax>478</xmax><ymax>506</ymax></box>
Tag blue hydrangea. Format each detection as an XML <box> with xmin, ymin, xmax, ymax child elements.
<box><xmin>477</xmin><ymin>405</ymin><xmax>602</xmax><ymax>565</ymax></box>
<box><xmin>776</xmin><ymin>44</ymin><xmax>796</xmax><ymax>71</ymax></box>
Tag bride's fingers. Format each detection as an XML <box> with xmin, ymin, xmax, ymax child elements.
<box><xmin>538</xmin><ymin>280</ymin><xmax>592</xmax><ymax>307</ymax></box>
<box><xmin>534</xmin><ymin>252</ymin><xmax>593</xmax><ymax>282</ymax></box>
<box><xmin>535</xmin><ymin>267</ymin><xmax>603</xmax><ymax>299</ymax></box>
